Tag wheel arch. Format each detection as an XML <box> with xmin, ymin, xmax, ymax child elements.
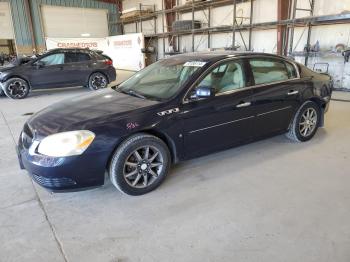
<box><xmin>106</xmin><ymin>129</ymin><xmax>178</xmax><ymax>170</ymax></box>
<box><xmin>3</xmin><ymin>75</ymin><xmax>31</xmax><ymax>90</ymax></box>
<box><xmin>288</xmin><ymin>98</ymin><xmax>325</xmax><ymax>130</ymax></box>
<box><xmin>86</xmin><ymin>71</ymin><xmax>110</xmax><ymax>85</ymax></box>
<box><xmin>308</xmin><ymin>96</ymin><xmax>326</xmax><ymax>127</ymax></box>
<box><xmin>141</xmin><ymin>129</ymin><xmax>178</xmax><ymax>164</ymax></box>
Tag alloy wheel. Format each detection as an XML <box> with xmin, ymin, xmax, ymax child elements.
<box><xmin>299</xmin><ymin>107</ymin><xmax>317</xmax><ymax>137</ymax></box>
<box><xmin>8</xmin><ymin>81</ymin><xmax>27</xmax><ymax>98</ymax></box>
<box><xmin>91</xmin><ymin>75</ymin><xmax>107</xmax><ymax>89</ymax></box>
<box><xmin>123</xmin><ymin>146</ymin><xmax>164</xmax><ymax>188</ymax></box>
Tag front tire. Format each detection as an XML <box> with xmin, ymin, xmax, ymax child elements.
<box><xmin>109</xmin><ymin>133</ymin><xmax>171</xmax><ymax>196</ymax></box>
<box><xmin>3</xmin><ymin>78</ymin><xmax>30</xmax><ymax>99</ymax></box>
<box><xmin>286</xmin><ymin>101</ymin><xmax>321</xmax><ymax>142</ymax></box>
<box><xmin>88</xmin><ymin>72</ymin><xmax>108</xmax><ymax>91</ymax></box>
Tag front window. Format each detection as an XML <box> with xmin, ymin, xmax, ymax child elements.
<box><xmin>38</xmin><ymin>53</ymin><xmax>64</xmax><ymax>66</ymax></box>
<box><xmin>195</xmin><ymin>60</ymin><xmax>246</xmax><ymax>94</ymax></box>
<box><xmin>117</xmin><ymin>58</ymin><xmax>204</xmax><ymax>100</ymax></box>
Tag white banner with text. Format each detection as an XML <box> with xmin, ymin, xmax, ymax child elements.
<box><xmin>45</xmin><ymin>34</ymin><xmax>145</xmax><ymax>71</ymax></box>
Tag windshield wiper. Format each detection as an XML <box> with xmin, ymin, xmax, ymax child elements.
<box><xmin>119</xmin><ymin>89</ymin><xmax>146</xmax><ymax>99</ymax></box>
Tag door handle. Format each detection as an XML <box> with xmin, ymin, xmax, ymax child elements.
<box><xmin>236</xmin><ymin>102</ymin><xmax>251</xmax><ymax>108</ymax></box>
<box><xmin>287</xmin><ymin>90</ymin><xmax>299</xmax><ymax>95</ymax></box>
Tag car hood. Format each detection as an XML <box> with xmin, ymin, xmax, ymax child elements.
<box><xmin>27</xmin><ymin>88</ymin><xmax>160</xmax><ymax>137</ymax></box>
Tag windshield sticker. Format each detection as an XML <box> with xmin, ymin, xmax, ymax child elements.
<box><xmin>184</xmin><ymin>61</ymin><xmax>206</xmax><ymax>67</ymax></box>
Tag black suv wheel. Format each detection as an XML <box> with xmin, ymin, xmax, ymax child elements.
<box><xmin>88</xmin><ymin>72</ymin><xmax>108</xmax><ymax>90</ymax></box>
<box><xmin>3</xmin><ymin>78</ymin><xmax>30</xmax><ymax>99</ymax></box>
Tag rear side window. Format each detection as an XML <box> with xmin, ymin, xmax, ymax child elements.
<box><xmin>65</xmin><ymin>52</ymin><xmax>76</xmax><ymax>63</ymax></box>
<box><xmin>65</xmin><ymin>52</ymin><xmax>91</xmax><ymax>63</ymax></box>
<box><xmin>76</xmin><ymin>53</ymin><xmax>90</xmax><ymax>62</ymax></box>
<box><xmin>249</xmin><ymin>58</ymin><xmax>290</xmax><ymax>85</ymax></box>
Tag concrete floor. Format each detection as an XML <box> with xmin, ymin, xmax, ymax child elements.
<box><xmin>1</xmin><ymin>72</ymin><xmax>350</xmax><ymax>261</ymax></box>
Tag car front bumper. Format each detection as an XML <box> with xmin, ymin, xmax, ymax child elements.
<box><xmin>17</xmin><ymin>133</ymin><xmax>107</xmax><ymax>192</ymax></box>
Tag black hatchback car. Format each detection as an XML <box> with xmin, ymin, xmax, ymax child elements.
<box><xmin>17</xmin><ymin>52</ymin><xmax>332</xmax><ymax>195</ymax></box>
<box><xmin>0</xmin><ymin>48</ymin><xmax>116</xmax><ymax>99</ymax></box>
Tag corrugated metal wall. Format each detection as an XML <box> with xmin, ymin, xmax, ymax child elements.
<box><xmin>0</xmin><ymin>0</ymin><xmax>118</xmax><ymax>54</ymax></box>
<box><xmin>0</xmin><ymin>0</ymin><xmax>32</xmax><ymax>53</ymax></box>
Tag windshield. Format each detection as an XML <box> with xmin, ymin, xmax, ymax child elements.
<box><xmin>117</xmin><ymin>58</ymin><xmax>205</xmax><ymax>100</ymax></box>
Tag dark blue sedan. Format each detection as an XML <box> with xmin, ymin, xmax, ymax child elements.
<box><xmin>17</xmin><ymin>52</ymin><xmax>332</xmax><ymax>195</ymax></box>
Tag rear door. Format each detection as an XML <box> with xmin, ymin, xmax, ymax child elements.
<box><xmin>63</xmin><ymin>51</ymin><xmax>93</xmax><ymax>86</ymax></box>
<box><xmin>248</xmin><ymin>57</ymin><xmax>304</xmax><ymax>138</ymax></box>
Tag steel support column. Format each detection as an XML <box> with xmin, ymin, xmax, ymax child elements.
<box><xmin>164</xmin><ymin>0</ymin><xmax>177</xmax><ymax>51</ymax></box>
<box><xmin>277</xmin><ymin>0</ymin><xmax>291</xmax><ymax>55</ymax></box>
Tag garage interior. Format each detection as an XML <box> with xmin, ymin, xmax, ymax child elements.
<box><xmin>1</xmin><ymin>0</ymin><xmax>350</xmax><ymax>261</ymax></box>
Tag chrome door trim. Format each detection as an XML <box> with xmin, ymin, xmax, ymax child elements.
<box><xmin>236</xmin><ymin>102</ymin><xmax>251</xmax><ymax>108</ymax></box>
<box><xmin>287</xmin><ymin>90</ymin><xmax>299</xmax><ymax>95</ymax></box>
<box><xmin>188</xmin><ymin>115</ymin><xmax>254</xmax><ymax>134</ymax></box>
<box><xmin>257</xmin><ymin>106</ymin><xmax>292</xmax><ymax>117</ymax></box>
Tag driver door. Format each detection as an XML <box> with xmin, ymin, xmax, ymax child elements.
<box><xmin>181</xmin><ymin>59</ymin><xmax>255</xmax><ymax>159</ymax></box>
<box><xmin>29</xmin><ymin>53</ymin><xmax>67</xmax><ymax>88</ymax></box>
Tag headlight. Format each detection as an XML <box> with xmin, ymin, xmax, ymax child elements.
<box><xmin>37</xmin><ymin>130</ymin><xmax>95</xmax><ymax>157</ymax></box>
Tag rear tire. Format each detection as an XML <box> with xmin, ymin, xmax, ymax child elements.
<box><xmin>88</xmin><ymin>72</ymin><xmax>108</xmax><ymax>91</ymax></box>
<box><xmin>3</xmin><ymin>78</ymin><xmax>30</xmax><ymax>99</ymax></box>
<box><xmin>286</xmin><ymin>101</ymin><xmax>321</xmax><ymax>142</ymax></box>
<box><xmin>109</xmin><ymin>133</ymin><xmax>171</xmax><ymax>196</ymax></box>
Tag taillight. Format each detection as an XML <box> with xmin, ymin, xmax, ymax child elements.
<box><xmin>104</xmin><ymin>59</ymin><xmax>113</xmax><ymax>65</ymax></box>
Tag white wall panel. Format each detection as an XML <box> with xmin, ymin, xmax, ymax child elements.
<box><xmin>124</xmin><ymin>23</ymin><xmax>137</xmax><ymax>34</ymax></box>
<box><xmin>297</xmin><ymin>0</ymin><xmax>350</xmax><ymax>17</ymax></box>
<box><xmin>253</xmin><ymin>0</ymin><xmax>277</xmax><ymax>23</ymax></box>
<box><xmin>211</xmin><ymin>6</ymin><xmax>234</xmax><ymax>27</ymax></box>
<box><xmin>251</xmin><ymin>29</ymin><xmax>277</xmax><ymax>53</ymax></box>
<box><xmin>310</xmin><ymin>24</ymin><xmax>350</xmax><ymax>50</ymax></box>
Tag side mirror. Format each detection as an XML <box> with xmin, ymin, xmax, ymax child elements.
<box><xmin>34</xmin><ymin>61</ymin><xmax>45</xmax><ymax>69</ymax></box>
<box><xmin>194</xmin><ymin>86</ymin><xmax>215</xmax><ymax>99</ymax></box>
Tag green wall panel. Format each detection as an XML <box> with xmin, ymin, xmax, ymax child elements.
<box><xmin>1</xmin><ymin>0</ymin><xmax>118</xmax><ymax>53</ymax></box>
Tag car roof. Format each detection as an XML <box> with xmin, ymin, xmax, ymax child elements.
<box><xmin>46</xmin><ymin>48</ymin><xmax>94</xmax><ymax>53</ymax></box>
<box><xmin>164</xmin><ymin>51</ymin><xmax>290</xmax><ymax>63</ymax></box>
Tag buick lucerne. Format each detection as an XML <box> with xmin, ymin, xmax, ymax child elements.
<box><xmin>17</xmin><ymin>52</ymin><xmax>333</xmax><ymax>195</ymax></box>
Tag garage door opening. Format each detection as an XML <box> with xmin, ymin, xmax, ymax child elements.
<box><xmin>0</xmin><ymin>39</ymin><xmax>16</xmax><ymax>66</ymax></box>
<box><xmin>41</xmin><ymin>5</ymin><xmax>109</xmax><ymax>38</ymax></box>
